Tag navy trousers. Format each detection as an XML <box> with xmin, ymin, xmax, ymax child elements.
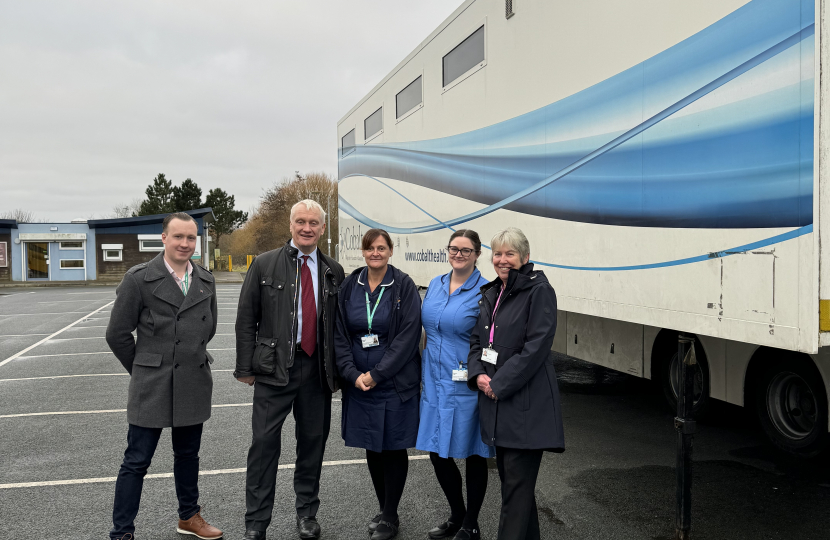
<box><xmin>110</xmin><ymin>423</ymin><xmax>203</xmax><ymax>538</ymax></box>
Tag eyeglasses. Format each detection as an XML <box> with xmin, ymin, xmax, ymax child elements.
<box><xmin>447</xmin><ymin>246</ymin><xmax>475</xmax><ymax>257</ymax></box>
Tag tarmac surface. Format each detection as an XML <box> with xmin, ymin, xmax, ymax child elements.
<box><xmin>1</xmin><ymin>285</ymin><xmax>829</xmax><ymax>539</ymax></box>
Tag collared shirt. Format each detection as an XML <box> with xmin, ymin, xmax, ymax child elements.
<box><xmin>291</xmin><ymin>240</ymin><xmax>319</xmax><ymax>344</ymax></box>
<box><xmin>163</xmin><ymin>257</ymin><xmax>193</xmax><ymax>294</ymax></box>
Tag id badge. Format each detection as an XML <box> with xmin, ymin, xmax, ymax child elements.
<box><xmin>452</xmin><ymin>369</ymin><xmax>468</xmax><ymax>382</ymax></box>
<box><xmin>481</xmin><ymin>347</ymin><xmax>499</xmax><ymax>365</ymax></box>
<box><xmin>361</xmin><ymin>334</ymin><xmax>379</xmax><ymax>348</ymax></box>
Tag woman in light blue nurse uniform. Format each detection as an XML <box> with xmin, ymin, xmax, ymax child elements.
<box><xmin>417</xmin><ymin>229</ymin><xmax>493</xmax><ymax>540</ymax></box>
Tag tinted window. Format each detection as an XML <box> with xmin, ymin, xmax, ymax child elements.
<box><xmin>443</xmin><ymin>25</ymin><xmax>485</xmax><ymax>87</ymax></box>
<box><xmin>364</xmin><ymin>107</ymin><xmax>383</xmax><ymax>139</ymax></box>
<box><xmin>60</xmin><ymin>260</ymin><xmax>84</xmax><ymax>269</ymax></box>
<box><xmin>341</xmin><ymin>129</ymin><xmax>356</xmax><ymax>155</ymax></box>
<box><xmin>60</xmin><ymin>241</ymin><xmax>83</xmax><ymax>249</ymax></box>
<box><xmin>396</xmin><ymin>76</ymin><xmax>423</xmax><ymax>118</ymax></box>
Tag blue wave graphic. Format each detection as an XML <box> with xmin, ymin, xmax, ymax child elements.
<box><xmin>339</xmin><ymin>0</ymin><xmax>815</xmax><ymax>230</ymax></box>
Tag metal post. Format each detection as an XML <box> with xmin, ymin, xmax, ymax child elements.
<box><xmin>674</xmin><ymin>335</ymin><xmax>696</xmax><ymax>540</ymax></box>
<box><xmin>326</xmin><ymin>192</ymin><xmax>331</xmax><ymax>257</ymax></box>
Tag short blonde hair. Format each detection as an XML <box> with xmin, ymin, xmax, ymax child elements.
<box><xmin>290</xmin><ymin>199</ymin><xmax>326</xmax><ymax>223</ymax></box>
<box><xmin>490</xmin><ymin>227</ymin><xmax>530</xmax><ymax>262</ymax></box>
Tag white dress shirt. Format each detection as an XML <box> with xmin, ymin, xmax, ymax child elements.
<box><xmin>291</xmin><ymin>240</ymin><xmax>319</xmax><ymax>344</ymax></box>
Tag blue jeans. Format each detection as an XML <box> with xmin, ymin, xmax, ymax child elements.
<box><xmin>110</xmin><ymin>423</ymin><xmax>203</xmax><ymax>538</ymax></box>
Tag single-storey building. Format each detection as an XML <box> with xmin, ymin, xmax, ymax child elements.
<box><xmin>2</xmin><ymin>208</ymin><xmax>213</xmax><ymax>283</ymax></box>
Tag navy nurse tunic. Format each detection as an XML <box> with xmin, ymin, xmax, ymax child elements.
<box><xmin>340</xmin><ymin>266</ymin><xmax>420</xmax><ymax>452</ymax></box>
<box><xmin>416</xmin><ymin>268</ymin><xmax>494</xmax><ymax>459</ymax></box>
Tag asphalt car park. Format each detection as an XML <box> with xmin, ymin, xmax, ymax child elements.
<box><xmin>1</xmin><ymin>286</ymin><xmax>829</xmax><ymax>539</ymax></box>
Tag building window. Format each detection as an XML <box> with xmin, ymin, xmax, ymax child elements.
<box><xmin>443</xmin><ymin>25</ymin><xmax>485</xmax><ymax>88</ymax></box>
<box><xmin>396</xmin><ymin>76</ymin><xmax>423</xmax><ymax>119</ymax></box>
<box><xmin>364</xmin><ymin>107</ymin><xmax>383</xmax><ymax>140</ymax></box>
<box><xmin>341</xmin><ymin>129</ymin><xmax>356</xmax><ymax>156</ymax></box>
<box><xmin>60</xmin><ymin>259</ymin><xmax>85</xmax><ymax>269</ymax></box>
<box><xmin>59</xmin><ymin>241</ymin><xmax>83</xmax><ymax>250</ymax></box>
<box><xmin>506</xmin><ymin>0</ymin><xmax>514</xmax><ymax>19</ymax></box>
<box><xmin>104</xmin><ymin>250</ymin><xmax>122</xmax><ymax>261</ymax></box>
<box><xmin>139</xmin><ymin>240</ymin><xmax>164</xmax><ymax>252</ymax></box>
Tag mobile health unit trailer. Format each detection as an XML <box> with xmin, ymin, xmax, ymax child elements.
<box><xmin>337</xmin><ymin>0</ymin><xmax>829</xmax><ymax>456</ymax></box>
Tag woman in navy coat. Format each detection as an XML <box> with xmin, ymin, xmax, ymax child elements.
<box><xmin>335</xmin><ymin>228</ymin><xmax>422</xmax><ymax>540</ymax></box>
<box><xmin>467</xmin><ymin>227</ymin><xmax>564</xmax><ymax>540</ymax></box>
<box><xmin>417</xmin><ymin>229</ymin><xmax>492</xmax><ymax>540</ymax></box>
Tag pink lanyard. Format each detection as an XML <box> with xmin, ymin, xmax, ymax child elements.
<box><xmin>488</xmin><ymin>287</ymin><xmax>505</xmax><ymax>346</ymax></box>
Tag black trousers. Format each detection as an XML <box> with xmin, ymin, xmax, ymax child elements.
<box><xmin>245</xmin><ymin>350</ymin><xmax>332</xmax><ymax>531</ymax></box>
<box><xmin>110</xmin><ymin>423</ymin><xmax>203</xmax><ymax>538</ymax></box>
<box><xmin>495</xmin><ymin>447</ymin><xmax>543</xmax><ymax>540</ymax></box>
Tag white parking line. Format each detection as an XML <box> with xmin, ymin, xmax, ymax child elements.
<box><xmin>17</xmin><ymin>351</ymin><xmax>112</xmax><ymax>359</ymax></box>
<box><xmin>0</xmin><ymin>292</ymin><xmax>35</xmax><ymax>298</ymax></box>
<box><xmin>0</xmin><ymin>456</ymin><xmax>430</xmax><ymax>490</ymax></box>
<box><xmin>0</xmin><ymin>311</ymin><xmax>88</xmax><ymax>317</ymax></box>
<box><xmin>0</xmin><ymin>402</ymin><xmax>253</xmax><ymax>418</ymax></box>
<box><xmin>46</xmin><ymin>336</ymin><xmax>106</xmax><ymax>342</ymax></box>
<box><xmin>0</xmin><ymin>334</ymin><xmax>51</xmax><ymax>338</ymax></box>
<box><xmin>0</xmin><ymin>301</ymin><xmax>114</xmax><ymax>368</ymax></box>
<box><xmin>0</xmin><ymin>370</ymin><xmax>235</xmax><ymax>383</ymax></box>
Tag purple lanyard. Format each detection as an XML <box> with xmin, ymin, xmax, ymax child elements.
<box><xmin>488</xmin><ymin>287</ymin><xmax>505</xmax><ymax>346</ymax></box>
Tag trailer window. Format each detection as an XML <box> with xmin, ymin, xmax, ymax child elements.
<box><xmin>364</xmin><ymin>107</ymin><xmax>383</xmax><ymax>139</ymax></box>
<box><xmin>443</xmin><ymin>25</ymin><xmax>485</xmax><ymax>87</ymax></box>
<box><xmin>396</xmin><ymin>76</ymin><xmax>422</xmax><ymax>119</ymax></box>
<box><xmin>341</xmin><ymin>129</ymin><xmax>356</xmax><ymax>156</ymax></box>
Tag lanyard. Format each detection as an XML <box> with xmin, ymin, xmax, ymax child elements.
<box><xmin>488</xmin><ymin>287</ymin><xmax>505</xmax><ymax>346</ymax></box>
<box><xmin>365</xmin><ymin>287</ymin><xmax>386</xmax><ymax>333</ymax></box>
<box><xmin>181</xmin><ymin>271</ymin><xmax>189</xmax><ymax>296</ymax></box>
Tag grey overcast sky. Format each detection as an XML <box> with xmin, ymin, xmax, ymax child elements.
<box><xmin>0</xmin><ymin>0</ymin><xmax>463</xmax><ymax>222</ymax></box>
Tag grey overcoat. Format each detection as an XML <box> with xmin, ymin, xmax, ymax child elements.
<box><xmin>106</xmin><ymin>253</ymin><xmax>218</xmax><ymax>428</ymax></box>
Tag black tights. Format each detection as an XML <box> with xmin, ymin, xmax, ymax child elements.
<box><xmin>429</xmin><ymin>452</ymin><xmax>488</xmax><ymax>529</ymax></box>
<box><xmin>366</xmin><ymin>449</ymin><xmax>409</xmax><ymax>522</ymax></box>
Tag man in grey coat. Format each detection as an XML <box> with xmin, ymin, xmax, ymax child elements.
<box><xmin>106</xmin><ymin>212</ymin><xmax>223</xmax><ymax>540</ymax></box>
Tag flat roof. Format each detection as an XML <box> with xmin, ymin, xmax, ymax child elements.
<box><xmin>87</xmin><ymin>208</ymin><xmax>215</xmax><ymax>229</ymax></box>
<box><xmin>0</xmin><ymin>219</ymin><xmax>18</xmax><ymax>229</ymax></box>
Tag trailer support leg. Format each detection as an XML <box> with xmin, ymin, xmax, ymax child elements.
<box><xmin>674</xmin><ymin>335</ymin><xmax>696</xmax><ymax>540</ymax></box>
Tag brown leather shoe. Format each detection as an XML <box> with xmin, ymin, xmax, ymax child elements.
<box><xmin>176</xmin><ymin>508</ymin><xmax>223</xmax><ymax>540</ymax></box>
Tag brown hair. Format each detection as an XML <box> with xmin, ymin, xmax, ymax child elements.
<box><xmin>162</xmin><ymin>212</ymin><xmax>197</xmax><ymax>233</ymax></box>
<box><xmin>449</xmin><ymin>229</ymin><xmax>481</xmax><ymax>252</ymax></box>
<box><xmin>362</xmin><ymin>228</ymin><xmax>393</xmax><ymax>250</ymax></box>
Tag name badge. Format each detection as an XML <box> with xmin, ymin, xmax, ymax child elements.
<box><xmin>481</xmin><ymin>347</ymin><xmax>499</xmax><ymax>365</ymax></box>
<box><xmin>452</xmin><ymin>369</ymin><xmax>468</xmax><ymax>382</ymax></box>
<box><xmin>361</xmin><ymin>334</ymin><xmax>380</xmax><ymax>348</ymax></box>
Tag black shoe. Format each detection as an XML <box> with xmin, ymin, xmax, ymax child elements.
<box><xmin>453</xmin><ymin>527</ymin><xmax>481</xmax><ymax>540</ymax></box>
<box><xmin>367</xmin><ymin>513</ymin><xmax>383</xmax><ymax>533</ymax></box>
<box><xmin>370</xmin><ymin>520</ymin><xmax>399</xmax><ymax>540</ymax></box>
<box><xmin>242</xmin><ymin>531</ymin><xmax>265</xmax><ymax>540</ymax></box>
<box><xmin>296</xmin><ymin>516</ymin><xmax>321</xmax><ymax>540</ymax></box>
<box><xmin>428</xmin><ymin>521</ymin><xmax>461</xmax><ymax>539</ymax></box>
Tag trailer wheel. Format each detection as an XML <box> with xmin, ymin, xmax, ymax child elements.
<box><xmin>659</xmin><ymin>340</ymin><xmax>711</xmax><ymax>417</ymax></box>
<box><xmin>755</xmin><ymin>357</ymin><xmax>829</xmax><ymax>457</ymax></box>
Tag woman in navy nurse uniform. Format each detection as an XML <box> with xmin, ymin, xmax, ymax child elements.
<box><xmin>417</xmin><ymin>229</ymin><xmax>493</xmax><ymax>540</ymax></box>
<box><xmin>335</xmin><ymin>228</ymin><xmax>422</xmax><ymax>540</ymax></box>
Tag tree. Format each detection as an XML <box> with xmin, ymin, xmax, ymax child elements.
<box><xmin>252</xmin><ymin>172</ymin><xmax>338</xmax><ymax>255</ymax></box>
<box><xmin>0</xmin><ymin>209</ymin><xmax>40</xmax><ymax>222</ymax></box>
<box><xmin>205</xmin><ymin>188</ymin><xmax>248</xmax><ymax>247</ymax></box>
<box><xmin>137</xmin><ymin>173</ymin><xmax>175</xmax><ymax>215</ymax></box>
<box><xmin>171</xmin><ymin>178</ymin><xmax>203</xmax><ymax>211</ymax></box>
<box><xmin>109</xmin><ymin>198</ymin><xmax>143</xmax><ymax>218</ymax></box>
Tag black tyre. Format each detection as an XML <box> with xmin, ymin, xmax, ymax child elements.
<box><xmin>755</xmin><ymin>356</ymin><xmax>829</xmax><ymax>458</ymax></box>
<box><xmin>659</xmin><ymin>339</ymin><xmax>711</xmax><ymax>417</ymax></box>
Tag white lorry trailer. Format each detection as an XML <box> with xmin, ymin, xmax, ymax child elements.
<box><xmin>336</xmin><ymin>0</ymin><xmax>830</xmax><ymax>456</ymax></box>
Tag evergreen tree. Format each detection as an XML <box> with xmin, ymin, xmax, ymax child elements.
<box><xmin>205</xmin><ymin>188</ymin><xmax>248</xmax><ymax>246</ymax></box>
<box><xmin>137</xmin><ymin>173</ymin><xmax>174</xmax><ymax>215</ymax></box>
<box><xmin>171</xmin><ymin>178</ymin><xmax>203</xmax><ymax>211</ymax></box>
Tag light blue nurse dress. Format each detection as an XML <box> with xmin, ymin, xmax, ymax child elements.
<box><xmin>416</xmin><ymin>268</ymin><xmax>495</xmax><ymax>459</ymax></box>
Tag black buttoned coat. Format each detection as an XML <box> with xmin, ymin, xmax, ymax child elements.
<box><xmin>466</xmin><ymin>263</ymin><xmax>564</xmax><ymax>451</ymax></box>
<box><xmin>106</xmin><ymin>253</ymin><xmax>218</xmax><ymax>428</ymax></box>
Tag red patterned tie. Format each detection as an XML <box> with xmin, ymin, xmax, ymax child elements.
<box><xmin>300</xmin><ymin>255</ymin><xmax>317</xmax><ymax>356</ymax></box>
